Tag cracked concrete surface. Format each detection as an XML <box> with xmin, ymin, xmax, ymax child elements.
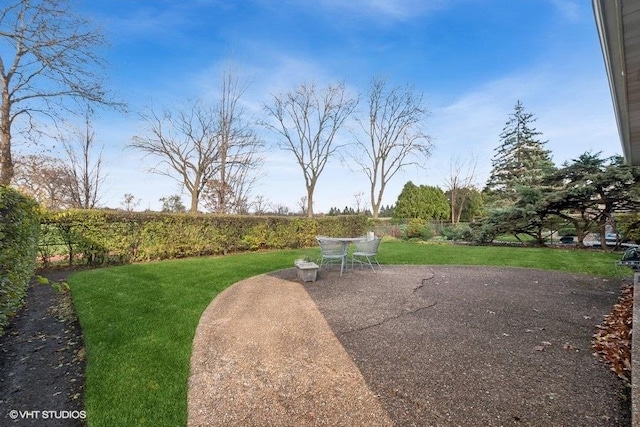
<box><xmin>189</xmin><ymin>265</ymin><xmax>630</xmax><ymax>426</ymax></box>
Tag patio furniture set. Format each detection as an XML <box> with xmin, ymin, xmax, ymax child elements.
<box><xmin>295</xmin><ymin>235</ymin><xmax>382</xmax><ymax>282</ymax></box>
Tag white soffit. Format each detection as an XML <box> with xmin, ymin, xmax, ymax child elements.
<box><xmin>593</xmin><ymin>0</ymin><xmax>640</xmax><ymax>166</ymax></box>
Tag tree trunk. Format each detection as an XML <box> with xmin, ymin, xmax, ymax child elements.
<box><xmin>599</xmin><ymin>220</ymin><xmax>608</xmax><ymax>250</ymax></box>
<box><xmin>307</xmin><ymin>191</ymin><xmax>314</xmax><ymax>218</ymax></box>
<box><xmin>0</xmin><ymin>86</ymin><xmax>12</xmax><ymax>185</ymax></box>
<box><xmin>575</xmin><ymin>226</ymin><xmax>587</xmax><ymax>248</ymax></box>
<box><xmin>0</xmin><ymin>129</ymin><xmax>11</xmax><ymax>185</ymax></box>
<box><xmin>190</xmin><ymin>189</ymin><xmax>199</xmax><ymax>213</ymax></box>
<box><xmin>450</xmin><ymin>187</ymin><xmax>457</xmax><ymax>224</ymax></box>
<box><xmin>372</xmin><ymin>205</ymin><xmax>380</xmax><ymax>219</ymax></box>
<box><xmin>371</xmin><ymin>189</ymin><xmax>380</xmax><ymax>219</ymax></box>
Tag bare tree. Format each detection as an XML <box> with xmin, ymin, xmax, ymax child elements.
<box><xmin>444</xmin><ymin>153</ymin><xmax>478</xmax><ymax>224</ymax></box>
<box><xmin>296</xmin><ymin>195</ymin><xmax>309</xmax><ymax>216</ymax></box>
<box><xmin>351</xmin><ymin>77</ymin><xmax>432</xmax><ymax>219</ymax></box>
<box><xmin>12</xmin><ymin>153</ymin><xmax>74</xmax><ymax>209</ymax></box>
<box><xmin>203</xmin><ymin>170</ymin><xmax>255</xmax><ymax>214</ymax></box>
<box><xmin>272</xmin><ymin>203</ymin><xmax>290</xmax><ymax>216</ymax></box>
<box><xmin>201</xmin><ymin>66</ymin><xmax>263</xmax><ymax>214</ymax></box>
<box><xmin>133</xmin><ymin>70</ymin><xmax>262</xmax><ymax>214</ymax></box>
<box><xmin>16</xmin><ymin>115</ymin><xmax>106</xmax><ymax>210</ymax></box>
<box><xmin>263</xmin><ymin>81</ymin><xmax>357</xmax><ymax>218</ymax></box>
<box><xmin>61</xmin><ymin>114</ymin><xmax>106</xmax><ymax>209</ymax></box>
<box><xmin>251</xmin><ymin>195</ymin><xmax>271</xmax><ymax>215</ymax></box>
<box><xmin>160</xmin><ymin>194</ymin><xmax>186</xmax><ymax>213</ymax></box>
<box><xmin>0</xmin><ymin>0</ymin><xmax>123</xmax><ymax>184</ymax></box>
<box><xmin>353</xmin><ymin>191</ymin><xmax>368</xmax><ymax>214</ymax></box>
<box><xmin>131</xmin><ymin>101</ymin><xmax>220</xmax><ymax>213</ymax></box>
<box><xmin>121</xmin><ymin>193</ymin><xmax>140</xmax><ymax>211</ymax></box>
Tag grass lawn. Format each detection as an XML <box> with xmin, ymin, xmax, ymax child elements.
<box><xmin>67</xmin><ymin>241</ymin><xmax>627</xmax><ymax>426</ymax></box>
<box><xmin>379</xmin><ymin>240</ymin><xmax>624</xmax><ymax>276</ymax></box>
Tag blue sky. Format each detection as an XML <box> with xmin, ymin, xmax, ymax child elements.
<box><xmin>65</xmin><ymin>0</ymin><xmax>618</xmax><ymax>212</ymax></box>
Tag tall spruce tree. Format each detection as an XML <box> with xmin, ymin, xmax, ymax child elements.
<box><xmin>485</xmin><ymin>101</ymin><xmax>555</xmax><ymax>205</ymax></box>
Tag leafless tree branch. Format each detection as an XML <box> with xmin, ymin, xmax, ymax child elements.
<box><xmin>263</xmin><ymin>81</ymin><xmax>357</xmax><ymax>217</ymax></box>
<box><xmin>0</xmin><ymin>0</ymin><xmax>124</xmax><ymax>184</ymax></box>
<box><xmin>444</xmin><ymin>153</ymin><xmax>479</xmax><ymax>224</ymax></box>
<box><xmin>350</xmin><ymin>76</ymin><xmax>432</xmax><ymax>218</ymax></box>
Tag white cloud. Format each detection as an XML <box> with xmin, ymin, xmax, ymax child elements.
<box><xmin>546</xmin><ymin>0</ymin><xmax>582</xmax><ymax>21</ymax></box>
<box><xmin>314</xmin><ymin>0</ymin><xmax>451</xmax><ymax>21</ymax></box>
<box><xmin>423</xmin><ymin>57</ymin><xmax>620</xmax><ymax>190</ymax></box>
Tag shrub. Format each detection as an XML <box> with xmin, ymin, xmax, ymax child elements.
<box><xmin>468</xmin><ymin>220</ymin><xmax>499</xmax><ymax>244</ymax></box>
<box><xmin>39</xmin><ymin>210</ymin><xmax>368</xmax><ymax>266</ymax></box>
<box><xmin>617</xmin><ymin>213</ymin><xmax>640</xmax><ymax>244</ymax></box>
<box><xmin>0</xmin><ymin>186</ymin><xmax>40</xmax><ymax>335</ymax></box>
<box><xmin>558</xmin><ymin>227</ymin><xmax>577</xmax><ymax>237</ymax></box>
<box><xmin>440</xmin><ymin>223</ymin><xmax>473</xmax><ymax>241</ymax></box>
<box><xmin>404</xmin><ymin>218</ymin><xmax>434</xmax><ymax>241</ymax></box>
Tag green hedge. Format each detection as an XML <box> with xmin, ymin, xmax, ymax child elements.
<box><xmin>0</xmin><ymin>186</ymin><xmax>40</xmax><ymax>334</ymax></box>
<box><xmin>617</xmin><ymin>213</ymin><xmax>640</xmax><ymax>244</ymax></box>
<box><xmin>39</xmin><ymin>210</ymin><xmax>369</xmax><ymax>266</ymax></box>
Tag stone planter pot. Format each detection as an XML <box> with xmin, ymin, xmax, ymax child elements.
<box><xmin>295</xmin><ymin>261</ymin><xmax>319</xmax><ymax>282</ymax></box>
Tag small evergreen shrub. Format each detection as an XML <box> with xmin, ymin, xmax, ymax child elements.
<box><xmin>440</xmin><ymin>223</ymin><xmax>473</xmax><ymax>241</ymax></box>
<box><xmin>558</xmin><ymin>227</ymin><xmax>577</xmax><ymax>237</ymax></box>
<box><xmin>617</xmin><ymin>213</ymin><xmax>640</xmax><ymax>244</ymax></box>
<box><xmin>404</xmin><ymin>218</ymin><xmax>434</xmax><ymax>241</ymax></box>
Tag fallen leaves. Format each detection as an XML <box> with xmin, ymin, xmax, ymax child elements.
<box><xmin>592</xmin><ymin>285</ymin><xmax>633</xmax><ymax>387</ymax></box>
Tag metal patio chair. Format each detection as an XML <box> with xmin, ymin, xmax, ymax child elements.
<box><xmin>617</xmin><ymin>246</ymin><xmax>640</xmax><ymax>272</ymax></box>
<box><xmin>316</xmin><ymin>237</ymin><xmax>348</xmax><ymax>276</ymax></box>
<box><xmin>351</xmin><ymin>237</ymin><xmax>382</xmax><ymax>272</ymax></box>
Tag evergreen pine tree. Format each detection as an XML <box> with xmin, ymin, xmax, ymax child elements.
<box><xmin>485</xmin><ymin>101</ymin><xmax>555</xmax><ymax>205</ymax></box>
<box><xmin>393</xmin><ymin>181</ymin><xmax>450</xmax><ymax>220</ymax></box>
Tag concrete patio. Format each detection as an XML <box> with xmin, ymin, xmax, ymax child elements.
<box><xmin>188</xmin><ymin>265</ymin><xmax>630</xmax><ymax>426</ymax></box>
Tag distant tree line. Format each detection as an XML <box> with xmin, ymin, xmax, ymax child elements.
<box><xmin>1</xmin><ymin>0</ymin><xmax>434</xmax><ymax>218</ymax></box>
<box><xmin>1</xmin><ymin>0</ymin><xmax>638</xmax><ymax>239</ymax></box>
<box><xmin>386</xmin><ymin>101</ymin><xmax>640</xmax><ymax>248</ymax></box>
<box><xmin>326</xmin><ymin>204</ymin><xmax>396</xmax><ymax>217</ymax></box>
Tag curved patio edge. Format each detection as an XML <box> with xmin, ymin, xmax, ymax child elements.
<box><xmin>187</xmin><ymin>273</ymin><xmax>393</xmax><ymax>427</ymax></box>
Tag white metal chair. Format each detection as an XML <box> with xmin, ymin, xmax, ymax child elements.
<box><xmin>351</xmin><ymin>237</ymin><xmax>382</xmax><ymax>272</ymax></box>
<box><xmin>316</xmin><ymin>237</ymin><xmax>348</xmax><ymax>276</ymax></box>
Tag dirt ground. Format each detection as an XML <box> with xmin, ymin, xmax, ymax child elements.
<box><xmin>0</xmin><ymin>269</ymin><xmax>85</xmax><ymax>427</ymax></box>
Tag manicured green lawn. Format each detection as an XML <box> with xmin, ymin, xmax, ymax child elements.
<box><xmin>379</xmin><ymin>240</ymin><xmax>624</xmax><ymax>276</ymax></box>
<box><xmin>67</xmin><ymin>241</ymin><xmax>627</xmax><ymax>426</ymax></box>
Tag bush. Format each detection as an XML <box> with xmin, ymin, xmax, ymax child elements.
<box><xmin>617</xmin><ymin>213</ymin><xmax>640</xmax><ymax>244</ymax></box>
<box><xmin>0</xmin><ymin>186</ymin><xmax>40</xmax><ymax>335</ymax></box>
<box><xmin>369</xmin><ymin>218</ymin><xmax>403</xmax><ymax>239</ymax></box>
<box><xmin>558</xmin><ymin>227</ymin><xmax>577</xmax><ymax>237</ymax></box>
<box><xmin>39</xmin><ymin>210</ymin><xmax>369</xmax><ymax>266</ymax></box>
<box><xmin>404</xmin><ymin>218</ymin><xmax>434</xmax><ymax>241</ymax></box>
<box><xmin>440</xmin><ymin>223</ymin><xmax>473</xmax><ymax>241</ymax></box>
<box><xmin>468</xmin><ymin>219</ymin><xmax>499</xmax><ymax>244</ymax></box>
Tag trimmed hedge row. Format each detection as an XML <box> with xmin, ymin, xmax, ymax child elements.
<box><xmin>0</xmin><ymin>186</ymin><xmax>40</xmax><ymax>334</ymax></box>
<box><xmin>39</xmin><ymin>210</ymin><xmax>369</xmax><ymax>266</ymax></box>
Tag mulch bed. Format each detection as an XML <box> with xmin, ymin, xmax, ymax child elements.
<box><xmin>0</xmin><ymin>269</ymin><xmax>85</xmax><ymax>426</ymax></box>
